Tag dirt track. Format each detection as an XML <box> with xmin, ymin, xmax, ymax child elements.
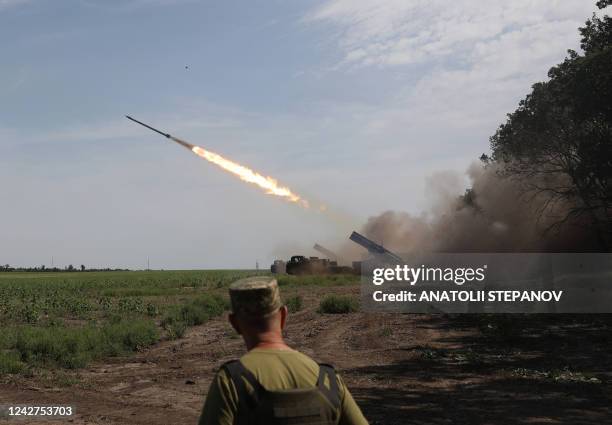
<box><xmin>1</xmin><ymin>286</ymin><xmax>611</xmax><ymax>424</ymax></box>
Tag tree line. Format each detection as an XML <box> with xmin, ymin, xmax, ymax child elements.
<box><xmin>477</xmin><ymin>0</ymin><xmax>612</xmax><ymax>249</ymax></box>
<box><xmin>0</xmin><ymin>265</ymin><xmax>129</xmax><ymax>272</ymax></box>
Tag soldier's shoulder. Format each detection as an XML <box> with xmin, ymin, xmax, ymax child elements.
<box><xmin>216</xmin><ymin>359</ymin><xmax>239</xmax><ymax>380</ymax></box>
<box><xmin>292</xmin><ymin>350</ymin><xmax>321</xmax><ymax>366</ymax></box>
<box><xmin>220</xmin><ymin>358</ymin><xmax>240</xmax><ymax>367</ymax></box>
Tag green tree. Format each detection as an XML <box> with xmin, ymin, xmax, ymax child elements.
<box><xmin>580</xmin><ymin>1</ymin><xmax>612</xmax><ymax>54</ymax></box>
<box><xmin>489</xmin><ymin>1</ymin><xmax>612</xmax><ymax>248</ymax></box>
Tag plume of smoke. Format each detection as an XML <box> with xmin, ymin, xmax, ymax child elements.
<box><xmin>341</xmin><ymin>161</ymin><xmax>599</xmax><ymax>258</ymax></box>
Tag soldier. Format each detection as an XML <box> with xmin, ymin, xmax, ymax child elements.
<box><xmin>198</xmin><ymin>276</ymin><xmax>369</xmax><ymax>425</ymax></box>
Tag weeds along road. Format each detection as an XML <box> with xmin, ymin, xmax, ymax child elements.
<box><xmin>1</xmin><ymin>284</ymin><xmax>611</xmax><ymax>424</ymax></box>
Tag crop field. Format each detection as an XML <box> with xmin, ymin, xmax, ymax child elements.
<box><xmin>0</xmin><ymin>271</ymin><xmax>359</xmax><ymax>377</ymax></box>
<box><xmin>0</xmin><ymin>270</ymin><xmax>272</xmax><ymax>375</ymax></box>
<box><xmin>1</xmin><ymin>271</ymin><xmax>611</xmax><ymax>424</ymax></box>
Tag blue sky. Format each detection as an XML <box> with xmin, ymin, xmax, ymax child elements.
<box><xmin>0</xmin><ymin>0</ymin><xmax>599</xmax><ymax>268</ymax></box>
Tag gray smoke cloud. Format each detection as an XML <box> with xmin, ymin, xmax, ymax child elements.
<box><xmin>342</xmin><ymin>162</ymin><xmax>598</xmax><ymax>258</ymax></box>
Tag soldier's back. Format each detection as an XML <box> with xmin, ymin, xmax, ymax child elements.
<box><xmin>239</xmin><ymin>348</ymin><xmax>320</xmax><ymax>390</ymax></box>
<box><xmin>198</xmin><ymin>348</ymin><xmax>368</xmax><ymax>425</ymax></box>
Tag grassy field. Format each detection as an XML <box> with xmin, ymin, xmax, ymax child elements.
<box><xmin>0</xmin><ymin>270</ymin><xmax>360</xmax><ymax>376</ymax></box>
<box><xmin>0</xmin><ymin>270</ymin><xmax>269</xmax><ymax>374</ymax></box>
<box><xmin>2</xmin><ymin>271</ymin><xmax>610</xmax><ymax>424</ymax></box>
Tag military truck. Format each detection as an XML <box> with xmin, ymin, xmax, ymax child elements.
<box><xmin>270</xmin><ymin>255</ymin><xmax>354</xmax><ymax>275</ymax></box>
<box><xmin>286</xmin><ymin>256</ymin><xmax>331</xmax><ymax>275</ymax></box>
<box><xmin>270</xmin><ymin>233</ymin><xmax>402</xmax><ymax>275</ymax></box>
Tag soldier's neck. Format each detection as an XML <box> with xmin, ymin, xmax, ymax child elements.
<box><xmin>244</xmin><ymin>332</ymin><xmax>290</xmax><ymax>351</ymax></box>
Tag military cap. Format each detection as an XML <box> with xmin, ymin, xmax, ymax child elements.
<box><xmin>229</xmin><ymin>277</ymin><xmax>282</xmax><ymax>317</ymax></box>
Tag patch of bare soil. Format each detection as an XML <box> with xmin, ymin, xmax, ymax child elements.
<box><xmin>0</xmin><ymin>286</ymin><xmax>610</xmax><ymax>424</ymax></box>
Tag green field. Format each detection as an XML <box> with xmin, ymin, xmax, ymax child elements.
<box><xmin>0</xmin><ymin>270</ymin><xmax>267</xmax><ymax>374</ymax></box>
<box><xmin>0</xmin><ymin>271</ymin><xmax>359</xmax><ymax>376</ymax></box>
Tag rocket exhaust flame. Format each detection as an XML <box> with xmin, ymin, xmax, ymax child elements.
<box><xmin>126</xmin><ymin>116</ymin><xmax>310</xmax><ymax>208</ymax></box>
<box><xmin>190</xmin><ymin>144</ymin><xmax>308</xmax><ymax>207</ymax></box>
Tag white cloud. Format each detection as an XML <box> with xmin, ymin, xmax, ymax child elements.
<box><xmin>304</xmin><ymin>0</ymin><xmax>595</xmax><ymax>152</ymax></box>
<box><xmin>307</xmin><ymin>0</ymin><xmax>593</xmax><ymax>68</ymax></box>
<box><xmin>297</xmin><ymin>0</ymin><xmax>599</xmax><ymax>217</ymax></box>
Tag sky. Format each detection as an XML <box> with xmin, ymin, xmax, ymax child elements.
<box><xmin>0</xmin><ymin>0</ymin><xmax>600</xmax><ymax>269</ymax></box>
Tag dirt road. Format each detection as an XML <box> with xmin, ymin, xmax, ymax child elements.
<box><xmin>1</xmin><ymin>286</ymin><xmax>611</xmax><ymax>424</ymax></box>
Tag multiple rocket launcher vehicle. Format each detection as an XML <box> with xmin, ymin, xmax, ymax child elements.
<box><xmin>271</xmin><ymin>231</ymin><xmax>402</xmax><ymax>275</ymax></box>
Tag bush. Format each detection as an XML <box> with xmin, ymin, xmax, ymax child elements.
<box><xmin>161</xmin><ymin>295</ymin><xmax>227</xmax><ymax>339</ymax></box>
<box><xmin>0</xmin><ymin>350</ymin><xmax>26</xmax><ymax>374</ymax></box>
<box><xmin>164</xmin><ymin>322</ymin><xmax>187</xmax><ymax>339</ymax></box>
<box><xmin>318</xmin><ymin>295</ymin><xmax>358</xmax><ymax>314</ymax></box>
<box><xmin>1</xmin><ymin>319</ymin><xmax>159</xmax><ymax>370</ymax></box>
<box><xmin>102</xmin><ymin>319</ymin><xmax>159</xmax><ymax>352</ymax></box>
<box><xmin>285</xmin><ymin>295</ymin><xmax>303</xmax><ymax>313</ymax></box>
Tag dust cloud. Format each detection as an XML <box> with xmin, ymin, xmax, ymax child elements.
<box><xmin>342</xmin><ymin>162</ymin><xmax>600</xmax><ymax>259</ymax></box>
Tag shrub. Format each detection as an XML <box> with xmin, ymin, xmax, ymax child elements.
<box><xmin>285</xmin><ymin>295</ymin><xmax>303</xmax><ymax>313</ymax></box>
<box><xmin>164</xmin><ymin>322</ymin><xmax>187</xmax><ymax>339</ymax></box>
<box><xmin>0</xmin><ymin>350</ymin><xmax>25</xmax><ymax>374</ymax></box>
<box><xmin>161</xmin><ymin>295</ymin><xmax>227</xmax><ymax>339</ymax></box>
<box><xmin>318</xmin><ymin>296</ymin><xmax>358</xmax><ymax>314</ymax></box>
<box><xmin>102</xmin><ymin>319</ymin><xmax>159</xmax><ymax>352</ymax></box>
<box><xmin>1</xmin><ymin>319</ymin><xmax>159</xmax><ymax>370</ymax></box>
